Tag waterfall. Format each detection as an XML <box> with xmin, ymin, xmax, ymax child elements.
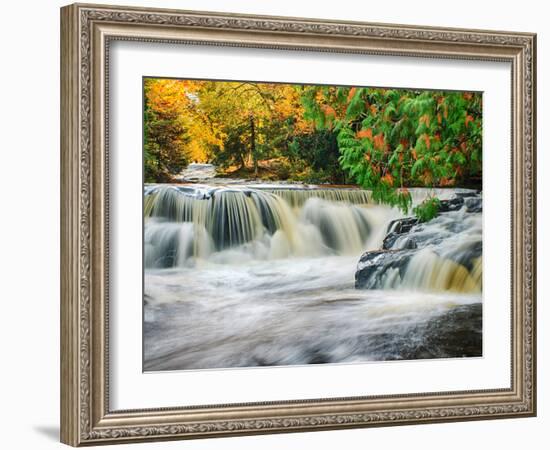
<box><xmin>258</xmin><ymin>187</ymin><xmax>371</xmax><ymax>207</ymax></box>
<box><xmin>144</xmin><ymin>183</ymin><xmax>483</xmax><ymax>371</ymax></box>
<box><xmin>355</xmin><ymin>203</ymin><xmax>482</xmax><ymax>293</ymax></box>
<box><xmin>144</xmin><ymin>185</ymin><xmax>376</xmax><ymax>267</ymax></box>
<box><xmin>145</xmin><ymin>221</ymin><xmax>213</xmax><ymax>268</ymax></box>
<box><xmin>144</xmin><ymin>184</ymin><xmax>482</xmax><ymax>294</ymax></box>
<box><xmin>408</xmin><ymin>252</ymin><xmax>481</xmax><ymax>292</ymax></box>
<box><xmin>300</xmin><ymin>198</ymin><xmax>371</xmax><ymax>255</ymax></box>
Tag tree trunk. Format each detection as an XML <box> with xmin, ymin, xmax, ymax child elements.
<box><xmin>249</xmin><ymin>114</ymin><xmax>258</xmax><ymax>177</ymax></box>
<box><xmin>238</xmin><ymin>150</ymin><xmax>246</xmax><ymax>170</ymax></box>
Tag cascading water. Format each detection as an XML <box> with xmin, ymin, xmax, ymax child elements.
<box><xmin>355</xmin><ymin>204</ymin><xmax>482</xmax><ymax>293</ymax></box>
<box><xmin>144</xmin><ymin>185</ymin><xmax>376</xmax><ymax>266</ymax></box>
<box><xmin>144</xmin><ymin>184</ymin><xmax>482</xmax><ymax>371</ymax></box>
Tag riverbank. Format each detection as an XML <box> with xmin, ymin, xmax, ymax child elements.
<box><xmin>173</xmin><ymin>163</ymin><xmax>483</xmax><ymax>190</ymax></box>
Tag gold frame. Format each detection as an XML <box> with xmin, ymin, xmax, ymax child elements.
<box><xmin>60</xmin><ymin>3</ymin><xmax>537</xmax><ymax>446</ymax></box>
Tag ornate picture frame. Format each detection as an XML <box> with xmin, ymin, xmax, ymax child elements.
<box><xmin>60</xmin><ymin>3</ymin><xmax>536</xmax><ymax>446</ymax></box>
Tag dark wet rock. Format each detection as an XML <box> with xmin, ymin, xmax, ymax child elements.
<box><xmin>356</xmin><ymin>192</ymin><xmax>483</xmax><ymax>291</ymax></box>
<box><xmin>383</xmin><ymin>217</ymin><xmax>420</xmax><ymax>249</ymax></box>
<box><xmin>455</xmin><ymin>191</ymin><xmax>480</xmax><ymax>199</ymax></box>
<box><xmin>307</xmin><ymin>350</ymin><xmax>331</xmax><ymax>364</ymax></box>
<box><xmin>383</xmin><ymin>232</ymin><xmax>418</xmax><ymax>250</ymax></box>
<box><xmin>438</xmin><ymin>196</ymin><xmax>464</xmax><ymax>212</ymax></box>
<box><xmin>393</xmin><ymin>235</ymin><xmax>418</xmax><ymax>250</ymax></box>
<box><xmin>398</xmin><ymin>236</ymin><xmax>418</xmax><ymax>250</ymax></box>
<box><xmin>386</xmin><ymin>217</ymin><xmax>419</xmax><ymax>234</ymax></box>
<box><xmin>465</xmin><ymin>197</ymin><xmax>482</xmax><ymax>213</ymax></box>
<box><xmin>399</xmin><ymin>303</ymin><xmax>482</xmax><ymax>359</ymax></box>
<box><xmin>382</xmin><ymin>232</ymin><xmax>399</xmax><ymax>250</ymax></box>
<box><xmin>356</xmin><ymin>303</ymin><xmax>482</xmax><ymax>360</ymax></box>
<box><xmin>448</xmin><ymin>240</ymin><xmax>482</xmax><ymax>271</ymax></box>
<box><xmin>437</xmin><ymin>193</ymin><xmax>483</xmax><ymax>213</ymax></box>
<box><xmin>355</xmin><ymin>250</ymin><xmax>413</xmax><ymax>289</ymax></box>
<box><xmin>357</xmin><ymin>238</ymin><xmax>481</xmax><ymax>291</ymax></box>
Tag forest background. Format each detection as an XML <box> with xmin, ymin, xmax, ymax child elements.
<box><xmin>144</xmin><ymin>79</ymin><xmax>482</xmax><ymax>215</ymax></box>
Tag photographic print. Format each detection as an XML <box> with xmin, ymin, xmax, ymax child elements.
<box><xmin>143</xmin><ymin>79</ymin><xmax>483</xmax><ymax>371</ymax></box>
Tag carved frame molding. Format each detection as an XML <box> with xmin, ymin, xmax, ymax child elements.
<box><xmin>60</xmin><ymin>3</ymin><xmax>536</xmax><ymax>446</ymax></box>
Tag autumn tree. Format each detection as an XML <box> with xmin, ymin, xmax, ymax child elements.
<box><xmin>301</xmin><ymin>86</ymin><xmax>482</xmax><ymax>216</ymax></box>
<box><xmin>143</xmin><ymin>79</ymin><xmax>480</xmax><ymax>196</ymax></box>
<box><xmin>143</xmin><ymin>79</ymin><xmax>193</xmax><ymax>182</ymax></box>
<box><xmin>144</xmin><ymin>79</ymin><xmax>347</xmax><ymax>182</ymax></box>
<box><xmin>201</xmin><ymin>81</ymin><xmax>312</xmax><ymax>176</ymax></box>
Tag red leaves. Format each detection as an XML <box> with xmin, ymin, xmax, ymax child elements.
<box><xmin>423</xmin><ymin>134</ymin><xmax>431</xmax><ymax>150</ymax></box>
<box><xmin>373</xmin><ymin>132</ymin><xmax>385</xmax><ymax>150</ymax></box>
<box><xmin>381</xmin><ymin>173</ymin><xmax>394</xmax><ymax>186</ymax></box>
<box><xmin>419</xmin><ymin>114</ymin><xmax>430</xmax><ymax>127</ymax></box>
<box><xmin>321</xmin><ymin>104</ymin><xmax>337</xmax><ymax>118</ymax></box>
<box><xmin>303</xmin><ymin>86</ymin><xmax>482</xmax><ymax>194</ymax></box>
<box><xmin>321</xmin><ymin>104</ymin><xmax>337</xmax><ymax>129</ymax></box>
<box><xmin>439</xmin><ymin>177</ymin><xmax>455</xmax><ymax>187</ymax></box>
<box><xmin>356</xmin><ymin>128</ymin><xmax>373</xmax><ymax>140</ymax></box>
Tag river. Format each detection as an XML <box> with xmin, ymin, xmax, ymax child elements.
<box><xmin>143</xmin><ymin>182</ymin><xmax>482</xmax><ymax>371</ymax></box>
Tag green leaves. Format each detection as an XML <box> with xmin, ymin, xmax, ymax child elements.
<box><xmin>300</xmin><ymin>86</ymin><xmax>482</xmax><ymax>217</ymax></box>
<box><xmin>345</xmin><ymin>87</ymin><xmax>365</xmax><ymax>119</ymax></box>
<box><xmin>413</xmin><ymin>197</ymin><xmax>441</xmax><ymax>222</ymax></box>
<box><xmin>410</xmin><ymin>158</ymin><xmax>425</xmax><ymax>178</ymax></box>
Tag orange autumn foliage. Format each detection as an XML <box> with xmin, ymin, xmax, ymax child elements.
<box><xmin>373</xmin><ymin>133</ymin><xmax>385</xmax><ymax>150</ymax></box>
<box><xmin>423</xmin><ymin>134</ymin><xmax>431</xmax><ymax>149</ymax></box>
<box><xmin>381</xmin><ymin>173</ymin><xmax>394</xmax><ymax>186</ymax></box>
<box><xmin>356</xmin><ymin>128</ymin><xmax>373</xmax><ymax>140</ymax></box>
<box><xmin>321</xmin><ymin>104</ymin><xmax>337</xmax><ymax>117</ymax></box>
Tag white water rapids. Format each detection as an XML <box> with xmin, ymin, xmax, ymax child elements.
<box><xmin>144</xmin><ymin>184</ymin><xmax>482</xmax><ymax>371</ymax></box>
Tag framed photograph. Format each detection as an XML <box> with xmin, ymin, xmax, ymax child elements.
<box><xmin>60</xmin><ymin>3</ymin><xmax>536</xmax><ymax>446</ymax></box>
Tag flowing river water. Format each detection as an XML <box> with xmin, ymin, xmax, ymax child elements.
<box><xmin>143</xmin><ymin>182</ymin><xmax>482</xmax><ymax>371</ymax></box>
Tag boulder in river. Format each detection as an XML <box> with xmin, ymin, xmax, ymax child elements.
<box><xmin>438</xmin><ymin>196</ymin><xmax>465</xmax><ymax>213</ymax></box>
<box><xmin>363</xmin><ymin>303</ymin><xmax>482</xmax><ymax>360</ymax></box>
<box><xmin>355</xmin><ymin>249</ymin><xmax>414</xmax><ymax>289</ymax></box>
<box><xmin>355</xmin><ymin>192</ymin><xmax>483</xmax><ymax>292</ymax></box>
